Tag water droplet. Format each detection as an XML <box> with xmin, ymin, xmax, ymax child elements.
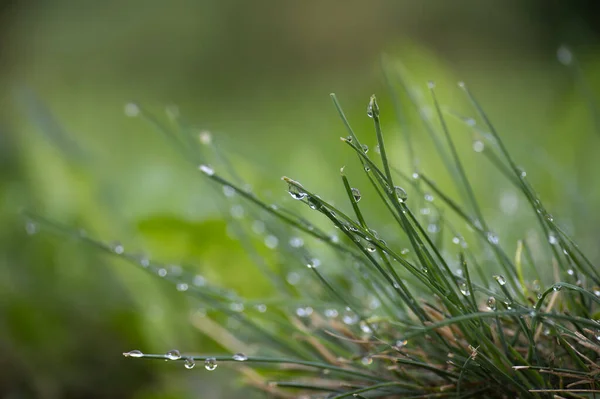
<box><xmin>548</xmin><ymin>233</ymin><xmax>558</xmax><ymax>245</ymax></box>
<box><xmin>400</xmin><ymin>248</ymin><xmax>409</xmax><ymax>255</ymax></box>
<box><xmin>361</xmin><ymin>144</ymin><xmax>369</xmax><ymax>153</ymax></box>
<box><xmin>486</xmin><ymin>297</ymin><xmax>496</xmax><ymax>311</ymax></box>
<box><xmin>493</xmin><ymin>275</ymin><xmax>506</xmax><ymax>286</ymax></box>
<box><xmin>557</xmin><ymin>45</ymin><xmax>573</xmax><ymax>65</ymax></box>
<box><xmin>287</xmin><ymin>180</ymin><xmax>307</xmax><ymax>200</ymax></box>
<box><xmin>351</xmin><ymin>187</ymin><xmax>362</xmax><ymax>202</ymax></box>
<box><xmin>254</xmin><ymin>304</ymin><xmax>267</xmax><ymax>313</ymax></box>
<box><xmin>193</xmin><ymin>275</ymin><xmax>206</xmax><ymax>286</ymax></box>
<box><xmin>198</xmin><ymin>130</ymin><xmax>212</xmax><ymax>145</ymax></box>
<box><xmin>157</xmin><ymin>268</ymin><xmax>167</xmax><ymax>277</ymax></box>
<box><xmin>345</xmin><ymin>135</ymin><xmax>353</xmax><ymax>143</ymax></box>
<box><xmin>25</xmin><ymin>221</ymin><xmax>37</xmax><ymax>235</ymax></box>
<box><xmin>232</xmin><ymin>353</ymin><xmax>248</xmax><ymax>361</ymax></box>
<box><xmin>324</xmin><ymin>309</ymin><xmax>338</xmax><ymax>318</ymax></box>
<box><xmin>427</xmin><ymin>80</ymin><xmax>436</xmax><ymax>89</ymax></box>
<box><xmin>230</xmin><ymin>205</ymin><xmax>245</xmax><ymax>219</ymax></box>
<box><xmin>251</xmin><ymin>220</ymin><xmax>266</xmax><ymax>234</ymax></box>
<box><xmin>139</xmin><ymin>256</ymin><xmax>150</xmax><ymax>268</ymax></box>
<box><xmin>364</xmin><ymin>165</ymin><xmax>371</xmax><ymax>172</ymax></box>
<box><xmin>395</xmin><ymin>339</ymin><xmax>407</xmax><ymax>349</ymax></box>
<box><xmin>184</xmin><ymin>357</ymin><xmax>196</xmax><ymax>369</ymax></box>
<box><xmin>452</xmin><ymin>237</ymin><xmax>461</xmax><ymax>245</ymax></box>
<box><xmin>367</xmin><ymin>95</ymin><xmax>379</xmax><ymax>118</ymax></box>
<box><xmin>296</xmin><ymin>306</ymin><xmax>313</xmax><ymax>318</ymax></box>
<box><xmin>204</xmin><ymin>357</ymin><xmax>217</xmax><ymax>371</ymax></box>
<box><xmin>459</xmin><ymin>282</ymin><xmax>470</xmax><ymax>296</ymax></box>
<box><xmin>176</xmin><ymin>283</ymin><xmax>189</xmax><ymax>292</ymax></box>
<box><xmin>374</xmin><ymin>144</ymin><xmax>381</xmax><ymax>154</ymax></box>
<box><xmin>359</xmin><ymin>321</ymin><xmax>372</xmax><ymax>334</ymax></box>
<box><xmin>123</xmin><ymin>350</ymin><xmax>144</xmax><ymax>358</ymax></box>
<box><xmin>420</xmin><ymin>207</ymin><xmax>431</xmax><ymax>215</ymax></box>
<box><xmin>223</xmin><ymin>185</ymin><xmax>235</xmax><ymax>197</ymax></box>
<box><xmin>230</xmin><ymin>302</ymin><xmax>244</xmax><ymax>312</ymax></box>
<box><xmin>517</xmin><ymin>167</ymin><xmax>527</xmax><ymax>178</ymax></box>
<box><xmin>472</xmin><ymin>140</ymin><xmax>484</xmax><ymax>153</ymax></box>
<box><xmin>412</xmin><ymin>172</ymin><xmax>420</xmax><ymax>180</ymax></box>
<box><xmin>394</xmin><ymin>186</ymin><xmax>408</xmax><ymax>203</ymax></box>
<box><xmin>427</xmin><ymin>224</ymin><xmax>439</xmax><ymax>234</ymax></box>
<box><xmin>286</xmin><ymin>272</ymin><xmax>300</xmax><ymax>285</ymax></box>
<box><xmin>198</xmin><ymin>164</ymin><xmax>215</xmax><ymax>176</ymax></box>
<box><xmin>165</xmin><ymin>349</ymin><xmax>182</xmax><ymax>360</ymax></box>
<box><xmin>366</xmin><ymin>244</ymin><xmax>376</xmax><ymax>253</ymax></box>
<box><xmin>457</xmin><ymin>81</ymin><xmax>466</xmax><ymax>89</ymax></box>
<box><xmin>342</xmin><ymin>308</ymin><xmax>359</xmax><ymax>325</ymax></box>
<box><xmin>465</xmin><ymin>118</ymin><xmax>476</xmax><ymax>126</ymax></box>
<box><xmin>289</xmin><ymin>237</ymin><xmax>304</xmax><ymax>248</ymax></box>
<box><xmin>111</xmin><ymin>241</ymin><xmax>124</xmax><ymax>254</ymax></box>
<box><xmin>567</xmin><ymin>269</ymin><xmax>574</xmax><ymax>276</ymax></box>
<box><xmin>330</xmin><ymin>234</ymin><xmax>339</xmax><ymax>243</ymax></box>
<box><xmin>124</xmin><ymin>102</ymin><xmax>140</xmax><ymax>117</ymax></box>
<box><xmin>307</xmin><ymin>196</ymin><xmax>322</xmax><ymax>211</ymax></box>
<box><xmin>553</xmin><ymin>284</ymin><xmax>562</xmax><ymax>292</ymax></box>
<box><xmin>593</xmin><ymin>288</ymin><xmax>600</xmax><ymax>297</ymax></box>
<box><xmin>361</xmin><ymin>356</ymin><xmax>373</xmax><ymax>365</ymax></box>
<box><xmin>487</xmin><ymin>232</ymin><xmax>499</xmax><ymax>245</ymax></box>
<box><xmin>264</xmin><ymin>235</ymin><xmax>279</xmax><ymax>249</ymax></box>
<box><xmin>424</xmin><ymin>193</ymin><xmax>434</xmax><ymax>202</ymax></box>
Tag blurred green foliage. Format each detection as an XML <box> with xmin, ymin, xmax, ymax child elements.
<box><xmin>1</xmin><ymin>1</ymin><xmax>599</xmax><ymax>398</ymax></box>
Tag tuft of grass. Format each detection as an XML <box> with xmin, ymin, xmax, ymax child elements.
<box><xmin>27</xmin><ymin>52</ymin><xmax>600</xmax><ymax>398</ymax></box>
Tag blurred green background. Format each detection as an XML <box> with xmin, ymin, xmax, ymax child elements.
<box><xmin>1</xmin><ymin>1</ymin><xmax>599</xmax><ymax>398</ymax></box>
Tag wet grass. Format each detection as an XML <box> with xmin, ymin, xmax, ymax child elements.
<box><xmin>26</xmin><ymin>51</ymin><xmax>600</xmax><ymax>398</ymax></box>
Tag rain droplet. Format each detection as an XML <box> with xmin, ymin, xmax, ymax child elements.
<box><xmin>452</xmin><ymin>237</ymin><xmax>461</xmax><ymax>245</ymax></box>
<box><xmin>307</xmin><ymin>196</ymin><xmax>322</xmax><ymax>211</ymax></box>
<box><xmin>184</xmin><ymin>357</ymin><xmax>196</xmax><ymax>369</ymax></box>
<box><xmin>567</xmin><ymin>269</ymin><xmax>574</xmax><ymax>276</ymax></box>
<box><xmin>374</xmin><ymin>144</ymin><xmax>381</xmax><ymax>154</ymax></box>
<box><xmin>487</xmin><ymin>232</ymin><xmax>499</xmax><ymax>245</ymax></box>
<box><xmin>593</xmin><ymin>288</ymin><xmax>600</xmax><ymax>297</ymax></box>
<box><xmin>223</xmin><ymin>185</ymin><xmax>235</xmax><ymax>197</ymax></box>
<box><xmin>139</xmin><ymin>256</ymin><xmax>150</xmax><ymax>268</ymax></box>
<box><xmin>111</xmin><ymin>241</ymin><xmax>124</xmax><ymax>254</ymax></box>
<box><xmin>193</xmin><ymin>275</ymin><xmax>206</xmax><ymax>286</ymax></box>
<box><xmin>427</xmin><ymin>80</ymin><xmax>436</xmax><ymax>89</ymax></box>
<box><xmin>296</xmin><ymin>307</ymin><xmax>313</xmax><ymax>317</ymax></box>
<box><xmin>176</xmin><ymin>283</ymin><xmax>189</xmax><ymax>292</ymax></box>
<box><xmin>548</xmin><ymin>233</ymin><xmax>558</xmax><ymax>245</ymax></box>
<box><xmin>204</xmin><ymin>358</ymin><xmax>217</xmax><ymax>371</ymax></box>
<box><xmin>124</xmin><ymin>102</ymin><xmax>140</xmax><ymax>117</ymax></box>
<box><xmin>366</xmin><ymin>244</ymin><xmax>376</xmax><ymax>253</ymax></box>
<box><xmin>25</xmin><ymin>221</ymin><xmax>37</xmax><ymax>235</ymax></box>
<box><xmin>412</xmin><ymin>172</ymin><xmax>420</xmax><ymax>180</ymax></box>
<box><xmin>165</xmin><ymin>350</ymin><xmax>182</xmax><ymax>360</ymax></box>
<box><xmin>486</xmin><ymin>297</ymin><xmax>497</xmax><ymax>311</ymax></box>
<box><xmin>324</xmin><ymin>309</ymin><xmax>338</xmax><ymax>318</ymax></box>
<box><xmin>400</xmin><ymin>248</ymin><xmax>409</xmax><ymax>255</ymax></box>
<box><xmin>359</xmin><ymin>321</ymin><xmax>372</xmax><ymax>334</ymax></box>
<box><xmin>367</xmin><ymin>95</ymin><xmax>378</xmax><ymax>118</ymax></box>
<box><xmin>286</xmin><ymin>272</ymin><xmax>300</xmax><ymax>285</ymax></box>
<box><xmin>198</xmin><ymin>130</ymin><xmax>212</xmax><ymax>145</ymax></box>
<box><xmin>364</xmin><ymin>165</ymin><xmax>371</xmax><ymax>172</ymax></box>
<box><xmin>493</xmin><ymin>275</ymin><xmax>506</xmax><ymax>286</ymax></box>
<box><xmin>123</xmin><ymin>350</ymin><xmax>143</xmax><ymax>358</ymax></box>
<box><xmin>427</xmin><ymin>224</ymin><xmax>439</xmax><ymax>234</ymax></box>
<box><xmin>557</xmin><ymin>45</ymin><xmax>573</xmax><ymax>65</ymax></box>
<box><xmin>457</xmin><ymin>81</ymin><xmax>466</xmax><ymax>89</ymax></box>
<box><xmin>553</xmin><ymin>284</ymin><xmax>562</xmax><ymax>292</ymax></box>
<box><xmin>342</xmin><ymin>308</ymin><xmax>359</xmax><ymax>325</ymax></box>
<box><xmin>289</xmin><ymin>237</ymin><xmax>304</xmax><ymax>248</ymax></box>
<box><xmin>361</xmin><ymin>144</ymin><xmax>369</xmax><ymax>153</ymax></box>
<box><xmin>230</xmin><ymin>303</ymin><xmax>244</xmax><ymax>312</ymax></box>
<box><xmin>395</xmin><ymin>339</ymin><xmax>407</xmax><ymax>349</ymax></box>
<box><xmin>459</xmin><ymin>282</ymin><xmax>470</xmax><ymax>296</ymax></box>
<box><xmin>157</xmin><ymin>268</ymin><xmax>167</xmax><ymax>277</ymax></box>
<box><xmin>361</xmin><ymin>356</ymin><xmax>373</xmax><ymax>365</ymax></box>
<box><xmin>351</xmin><ymin>188</ymin><xmax>362</xmax><ymax>202</ymax></box>
<box><xmin>420</xmin><ymin>207</ymin><xmax>431</xmax><ymax>215</ymax></box>
<box><xmin>472</xmin><ymin>140</ymin><xmax>485</xmax><ymax>153</ymax></box>
<box><xmin>264</xmin><ymin>235</ymin><xmax>279</xmax><ymax>249</ymax></box>
<box><xmin>345</xmin><ymin>135</ymin><xmax>353</xmax><ymax>143</ymax></box>
<box><xmin>198</xmin><ymin>164</ymin><xmax>215</xmax><ymax>176</ymax></box>
<box><xmin>394</xmin><ymin>186</ymin><xmax>408</xmax><ymax>203</ymax></box>
<box><xmin>287</xmin><ymin>180</ymin><xmax>307</xmax><ymax>200</ymax></box>
<box><xmin>424</xmin><ymin>193</ymin><xmax>434</xmax><ymax>202</ymax></box>
<box><xmin>233</xmin><ymin>353</ymin><xmax>248</xmax><ymax>362</ymax></box>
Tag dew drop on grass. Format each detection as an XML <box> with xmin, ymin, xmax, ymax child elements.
<box><xmin>452</xmin><ymin>237</ymin><xmax>460</xmax><ymax>245</ymax></box>
<box><xmin>486</xmin><ymin>297</ymin><xmax>497</xmax><ymax>311</ymax></box>
<box><xmin>193</xmin><ymin>275</ymin><xmax>206</xmax><ymax>286</ymax></box>
<box><xmin>593</xmin><ymin>288</ymin><xmax>600</xmax><ymax>297</ymax></box>
<box><xmin>111</xmin><ymin>241</ymin><xmax>124</xmax><ymax>254</ymax></box>
<box><xmin>324</xmin><ymin>309</ymin><xmax>338</xmax><ymax>318</ymax></box>
<box><xmin>366</xmin><ymin>244</ymin><xmax>376</xmax><ymax>253</ymax></box>
<box><xmin>424</xmin><ymin>193</ymin><xmax>434</xmax><ymax>202</ymax></box>
<box><xmin>287</xmin><ymin>181</ymin><xmax>307</xmax><ymax>200</ymax></box>
<box><xmin>487</xmin><ymin>232</ymin><xmax>499</xmax><ymax>245</ymax></box>
<box><xmin>165</xmin><ymin>349</ymin><xmax>182</xmax><ymax>361</ymax></box>
<box><xmin>359</xmin><ymin>321</ymin><xmax>372</xmax><ymax>334</ymax></box>
<box><xmin>296</xmin><ymin>307</ymin><xmax>313</xmax><ymax>317</ymax></box>
<box><xmin>553</xmin><ymin>284</ymin><xmax>562</xmax><ymax>292</ymax></box>
<box><xmin>427</xmin><ymin>80</ymin><xmax>436</xmax><ymax>89</ymax></box>
<box><xmin>223</xmin><ymin>185</ymin><xmax>235</xmax><ymax>197</ymax></box>
<box><xmin>230</xmin><ymin>303</ymin><xmax>244</xmax><ymax>312</ymax></box>
<box><xmin>233</xmin><ymin>353</ymin><xmax>248</xmax><ymax>362</ymax></box>
<box><xmin>140</xmin><ymin>256</ymin><xmax>150</xmax><ymax>268</ymax></box>
<box><xmin>251</xmin><ymin>220</ymin><xmax>266</xmax><ymax>234</ymax></box>
<box><xmin>176</xmin><ymin>283</ymin><xmax>189</xmax><ymax>292</ymax></box>
<box><xmin>198</xmin><ymin>164</ymin><xmax>215</xmax><ymax>176</ymax></box>
<box><xmin>400</xmin><ymin>248</ymin><xmax>409</xmax><ymax>255</ymax></box>
<box><xmin>342</xmin><ymin>308</ymin><xmax>359</xmax><ymax>325</ymax></box>
<box><xmin>427</xmin><ymin>224</ymin><xmax>439</xmax><ymax>234</ymax></box>
<box><xmin>157</xmin><ymin>268</ymin><xmax>167</xmax><ymax>277</ymax></box>
<box><xmin>184</xmin><ymin>357</ymin><xmax>196</xmax><ymax>369</ymax></box>
<box><xmin>124</xmin><ymin>102</ymin><xmax>140</xmax><ymax>117</ymax></box>
<box><xmin>459</xmin><ymin>283</ymin><xmax>470</xmax><ymax>296</ymax></box>
<box><xmin>361</xmin><ymin>356</ymin><xmax>373</xmax><ymax>365</ymax></box>
<box><xmin>420</xmin><ymin>207</ymin><xmax>431</xmax><ymax>215</ymax></box>
<box><xmin>567</xmin><ymin>269</ymin><xmax>574</xmax><ymax>276</ymax></box>
<box><xmin>289</xmin><ymin>237</ymin><xmax>304</xmax><ymax>248</ymax></box>
<box><xmin>307</xmin><ymin>196</ymin><xmax>322</xmax><ymax>211</ymax></box>
<box><xmin>264</xmin><ymin>235</ymin><xmax>279</xmax><ymax>249</ymax></box>
<box><xmin>493</xmin><ymin>275</ymin><xmax>506</xmax><ymax>286</ymax></box>
<box><xmin>374</xmin><ymin>144</ymin><xmax>381</xmax><ymax>154</ymax></box>
<box><xmin>394</xmin><ymin>186</ymin><xmax>408</xmax><ymax>203</ymax></box>
<box><xmin>395</xmin><ymin>339</ymin><xmax>407</xmax><ymax>349</ymax></box>
<box><xmin>198</xmin><ymin>130</ymin><xmax>212</xmax><ymax>145</ymax></box>
<box><xmin>286</xmin><ymin>272</ymin><xmax>300</xmax><ymax>285</ymax></box>
<box><xmin>123</xmin><ymin>350</ymin><xmax>144</xmax><ymax>358</ymax></box>
<box><xmin>465</xmin><ymin>118</ymin><xmax>476</xmax><ymax>126</ymax></box>
<box><xmin>204</xmin><ymin>358</ymin><xmax>217</xmax><ymax>371</ymax></box>
<box><xmin>345</xmin><ymin>135</ymin><xmax>353</xmax><ymax>143</ymax></box>
<box><xmin>548</xmin><ymin>233</ymin><xmax>558</xmax><ymax>245</ymax></box>
<box><xmin>361</xmin><ymin>144</ymin><xmax>369</xmax><ymax>153</ymax></box>
<box><xmin>367</xmin><ymin>95</ymin><xmax>378</xmax><ymax>118</ymax></box>
<box><xmin>25</xmin><ymin>221</ymin><xmax>37</xmax><ymax>235</ymax></box>
<box><xmin>557</xmin><ymin>45</ymin><xmax>573</xmax><ymax>65</ymax></box>
<box><xmin>472</xmin><ymin>140</ymin><xmax>485</xmax><ymax>153</ymax></box>
<box><xmin>351</xmin><ymin>188</ymin><xmax>362</xmax><ymax>202</ymax></box>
